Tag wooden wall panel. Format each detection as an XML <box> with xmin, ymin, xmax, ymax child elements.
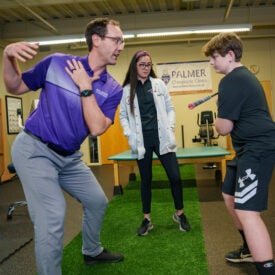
<box><xmin>0</xmin><ymin>98</ymin><xmax>13</xmax><ymax>182</ymax></box>
<box><xmin>100</xmin><ymin>106</ymin><xmax>129</xmax><ymax>164</ymax></box>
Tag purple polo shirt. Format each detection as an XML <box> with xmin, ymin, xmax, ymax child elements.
<box><xmin>22</xmin><ymin>53</ymin><xmax>122</xmax><ymax>152</ymax></box>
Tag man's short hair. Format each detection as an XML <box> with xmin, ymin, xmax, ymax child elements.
<box><xmin>85</xmin><ymin>17</ymin><xmax>121</xmax><ymax>51</ymax></box>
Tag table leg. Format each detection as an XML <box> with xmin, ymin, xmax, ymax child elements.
<box><xmin>113</xmin><ymin>161</ymin><xmax>123</xmax><ymax>195</ymax></box>
<box><xmin>129</xmin><ymin>165</ymin><xmax>136</xmax><ymax>181</ymax></box>
<box><xmin>221</xmin><ymin>158</ymin><xmax>226</xmax><ymax>182</ymax></box>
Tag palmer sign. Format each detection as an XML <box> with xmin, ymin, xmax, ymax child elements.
<box><xmin>156</xmin><ymin>60</ymin><xmax>212</xmax><ymax>95</ymax></box>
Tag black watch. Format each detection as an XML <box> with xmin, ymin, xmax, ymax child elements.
<box><xmin>80</xmin><ymin>89</ymin><xmax>94</xmax><ymax>97</ymax></box>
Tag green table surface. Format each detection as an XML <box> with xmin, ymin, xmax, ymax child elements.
<box><xmin>108</xmin><ymin>146</ymin><xmax>230</xmax><ymax>160</ymax></box>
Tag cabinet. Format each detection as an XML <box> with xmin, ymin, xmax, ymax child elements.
<box><xmin>100</xmin><ymin>106</ymin><xmax>129</xmax><ymax>164</ymax></box>
<box><xmin>0</xmin><ymin>98</ymin><xmax>12</xmax><ymax>182</ymax></box>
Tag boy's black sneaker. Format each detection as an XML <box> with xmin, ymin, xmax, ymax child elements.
<box><xmin>84</xmin><ymin>249</ymin><xmax>124</xmax><ymax>265</ymax></box>
<box><xmin>173</xmin><ymin>213</ymin><xmax>191</xmax><ymax>232</ymax></box>
<box><xmin>137</xmin><ymin>218</ymin><xmax>153</xmax><ymax>236</ymax></box>
<box><xmin>225</xmin><ymin>246</ymin><xmax>253</xmax><ymax>263</ymax></box>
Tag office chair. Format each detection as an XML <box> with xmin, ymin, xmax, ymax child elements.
<box><xmin>6</xmin><ymin>163</ymin><xmax>27</xmax><ymax>220</ymax></box>
<box><xmin>197</xmin><ymin>110</ymin><xmax>219</xmax><ymax>146</ymax></box>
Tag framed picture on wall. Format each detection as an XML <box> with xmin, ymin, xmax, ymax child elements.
<box><xmin>5</xmin><ymin>95</ymin><xmax>23</xmax><ymax>134</ymax></box>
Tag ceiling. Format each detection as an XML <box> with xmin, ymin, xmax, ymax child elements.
<box><xmin>1</xmin><ymin>0</ymin><xmax>275</xmax><ymax>48</ymax></box>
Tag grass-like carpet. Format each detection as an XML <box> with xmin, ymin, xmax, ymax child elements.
<box><xmin>62</xmin><ymin>164</ymin><xmax>209</xmax><ymax>275</ymax></box>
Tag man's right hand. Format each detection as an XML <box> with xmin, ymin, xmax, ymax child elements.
<box><xmin>2</xmin><ymin>41</ymin><xmax>38</xmax><ymax>95</ymax></box>
<box><xmin>4</xmin><ymin>41</ymin><xmax>39</xmax><ymax>62</ymax></box>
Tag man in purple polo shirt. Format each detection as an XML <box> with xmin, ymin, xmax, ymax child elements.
<box><xmin>3</xmin><ymin>18</ymin><xmax>124</xmax><ymax>275</ymax></box>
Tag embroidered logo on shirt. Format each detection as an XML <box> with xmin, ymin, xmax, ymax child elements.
<box><xmin>235</xmin><ymin>168</ymin><xmax>258</xmax><ymax>204</ymax></box>
<box><xmin>95</xmin><ymin>88</ymin><xmax>108</xmax><ymax>98</ymax></box>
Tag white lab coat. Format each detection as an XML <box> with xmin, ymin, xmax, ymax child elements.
<box><xmin>120</xmin><ymin>77</ymin><xmax>177</xmax><ymax>160</ymax></box>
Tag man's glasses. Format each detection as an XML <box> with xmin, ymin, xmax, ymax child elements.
<box><xmin>103</xmin><ymin>36</ymin><xmax>125</xmax><ymax>46</ymax></box>
<box><xmin>138</xmin><ymin>63</ymin><xmax>153</xmax><ymax>68</ymax></box>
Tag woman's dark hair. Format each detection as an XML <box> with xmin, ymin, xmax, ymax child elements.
<box><xmin>85</xmin><ymin>17</ymin><xmax>120</xmax><ymax>51</ymax></box>
<box><xmin>123</xmin><ymin>50</ymin><xmax>157</xmax><ymax>114</ymax></box>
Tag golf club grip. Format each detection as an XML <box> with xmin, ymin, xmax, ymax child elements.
<box><xmin>188</xmin><ymin>92</ymin><xmax>218</xmax><ymax>109</ymax></box>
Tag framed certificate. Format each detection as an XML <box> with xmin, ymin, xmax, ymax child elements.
<box><xmin>5</xmin><ymin>95</ymin><xmax>23</xmax><ymax>134</ymax></box>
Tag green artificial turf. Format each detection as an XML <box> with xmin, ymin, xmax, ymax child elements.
<box><xmin>62</xmin><ymin>164</ymin><xmax>209</xmax><ymax>275</ymax></box>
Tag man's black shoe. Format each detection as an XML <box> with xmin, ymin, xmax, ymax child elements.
<box><xmin>84</xmin><ymin>249</ymin><xmax>124</xmax><ymax>265</ymax></box>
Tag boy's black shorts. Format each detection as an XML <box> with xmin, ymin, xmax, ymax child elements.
<box><xmin>222</xmin><ymin>151</ymin><xmax>275</xmax><ymax>211</ymax></box>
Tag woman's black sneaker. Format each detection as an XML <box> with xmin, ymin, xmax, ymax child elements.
<box><xmin>137</xmin><ymin>218</ymin><xmax>153</xmax><ymax>236</ymax></box>
<box><xmin>173</xmin><ymin>213</ymin><xmax>191</xmax><ymax>232</ymax></box>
